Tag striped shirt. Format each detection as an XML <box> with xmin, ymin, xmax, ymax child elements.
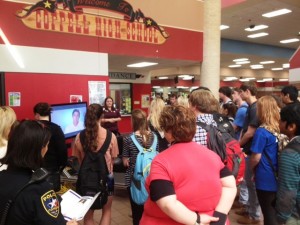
<box><xmin>122</xmin><ymin>132</ymin><xmax>159</xmax><ymax>187</ymax></box>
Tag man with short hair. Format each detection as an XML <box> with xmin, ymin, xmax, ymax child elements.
<box><xmin>168</xmin><ymin>93</ymin><xmax>178</xmax><ymax>106</ymax></box>
<box><xmin>237</xmin><ymin>82</ymin><xmax>261</xmax><ymax>224</ymax></box>
<box><xmin>64</xmin><ymin>109</ymin><xmax>84</xmax><ymax>133</ymax></box>
<box><xmin>276</xmin><ymin>103</ymin><xmax>300</xmax><ymax>225</ymax></box>
<box><xmin>219</xmin><ymin>86</ymin><xmax>233</xmax><ymax>107</ymax></box>
<box><xmin>280</xmin><ymin>85</ymin><xmax>299</xmax><ymax>105</ymax></box>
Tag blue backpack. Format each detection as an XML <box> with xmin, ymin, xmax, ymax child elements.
<box><xmin>130</xmin><ymin>133</ymin><xmax>158</xmax><ymax>205</ymax></box>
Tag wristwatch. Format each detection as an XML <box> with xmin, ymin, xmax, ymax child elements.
<box><xmin>194</xmin><ymin>212</ymin><xmax>200</xmax><ymax>225</ymax></box>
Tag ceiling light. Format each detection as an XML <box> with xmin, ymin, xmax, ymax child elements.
<box><xmin>251</xmin><ymin>65</ymin><xmax>264</xmax><ymax>69</ymax></box>
<box><xmin>280</xmin><ymin>38</ymin><xmax>300</xmax><ymax>44</ymax></box>
<box><xmin>236</xmin><ymin>61</ymin><xmax>250</xmax><ymax>64</ymax></box>
<box><xmin>279</xmin><ymin>78</ymin><xmax>288</xmax><ymax>81</ymax></box>
<box><xmin>158</xmin><ymin>76</ymin><xmax>169</xmax><ymax>79</ymax></box>
<box><xmin>239</xmin><ymin>78</ymin><xmax>250</xmax><ymax>82</ymax></box>
<box><xmin>248</xmin><ymin>78</ymin><xmax>256</xmax><ymax>80</ymax></box>
<box><xmin>260</xmin><ymin>61</ymin><xmax>275</xmax><ymax>64</ymax></box>
<box><xmin>262</xmin><ymin>8</ymin><xmax>292</xmax><ymax>18</ymax></box>
<box><xmin>228</xmin><ymin>65</ymin><xmax>242</xmax><ymax>68</ymax></box>
<box><xmin>127</xmin><ymin>62</ymin><xmax>158</xmax><ymax>68</ymax></box>
<box><xmin>263</xmin><ymin>78</ymin><xmax>273</xmax><ymax>81</ymax></box>
<box><xmin>247</xmin><ymin>32</ymin><xmax>269</xmax><ymax>38</ymax></box>
<box><xmin>271</xmin><ymin>68</ymin><xmax>283</xmax><ymax>71</ymax></box>
<box><xmin>233</xmin><ymin>58</ymin><xmax>249</xmax><ymax>62</ymax></box>
<box><xmin>245</xmin><ymin>25</ymin><xmax>268</xmax><ymax>32</ymax></box>
<box><xmin>182</xmin><ymin>76</ymin><xmax>193</xmax><ymax>80</ymax></box>
<box><xmin>283</xmin><ymin>63</ymin><xmax>290</xmax><ymax>68</ymax></box>
<box><xmin>152</xmin><ymin>86</ymin><xmax>160</xmax><ymax>88</ymax></box>
<box><xmin>223</xmin><ymin>77</ymin><xmax>238</xmax><ymax>81</ymax></box>
<box><xmin>220</xmin><ymin>25</ymin><xmax>229</xmax><ymax>30</ymax></box>
<box><xmin>257</xmin><ymin>79</ymin><xmax>265</xmax><ymax>82</ymax></box>
<box><xmin>178</xmin><ymin>75</ymin><xmax>190</xmax><ymax>78</ymax></box>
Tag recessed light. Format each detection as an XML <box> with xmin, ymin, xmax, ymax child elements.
<box><xmin>127</xmin><ymin>62</ymin><xmax>158</xmax><ymax>68</ymax></box>
<box><xmin>279</xmin><ymin>78</ymin><xmax>288</xmax><ymax>81</ymax></box>
<box><xmin>220</xmin><ymin>25</ymin><xmax>229</xmax><ymax>30</ymax></box>
<box><xmin>262</xmin><ymin>9</ymin><xmax>291</xmax><ymax>18</ymax></box>
<box><xmin>271</xmin><ymin>68</ymin><xmax>283</xmax><ymax>71</ymax></box>
<box><xmin>223</xmin><ymin>77</ymin><xmax>238</xmax><ymax>81</ymax></box>
<box><xmin>280</xmin><ymin>38</ymin><xmax>300</xmax><ymax>44</ymax></box>
<box><xmin>245</xmin><ymin>25</ymin><xmax>268</xmax><ymax>32</ymax></box>
<box><xmin>251</xmin><ymin>65</ymin><xmax>264</xmax><ymax>69</ymax></box>
<box><xmin>158</xmin><ymin>76</ymin><xmax>169</xmax><ymax>79</ymax></box>
<box><xmin>228</xmin><ymin>65</ymin><xmax>242</xmax><ymax>68</ymax></box>
<box><xmin>264</xmin><ymin>78</ymin><xmax>273</xmax><ymax>81</ymax></box>
<box><xmin>260</xmin><ymin>61</ymin><xmax>275</xmax><ymax>64</ymax></box>
<box><xmin>247</xmin><ymin>32</ymin><xmax>269</xmax><ymax>38</ymax></box>
<box><xmin>283</xmin><ymin>63</ymin><xmax>290</xmax><ymax>68</ymax></box>
<box><xmin>233</xmin><ymin>58</ymin><xmax>249</xmax><ymax>62</ymax></box>
<box><xmin>236</xmin><ymin>61</ymin><xmax>251</xmax><ymax>64</ymax></box>
<box><xmin>152</xmin><ymin>86</ymin><xmax>160</xmax><ymax>88</ymax></box>
<box><xmin>239</xmin><ymin>78</ymin><xmax>250</xmax><ymax>82</ymax></box>
<box><xmin>257</xmin><ymin>79</ymin><xmax>265</xmax><ymax>82</ymax></box>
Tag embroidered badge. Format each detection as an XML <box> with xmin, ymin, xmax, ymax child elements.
<box><xmin>41</xmin><ymin>190</ymin><xmax>59</xmax><ymax>218</ymax></box>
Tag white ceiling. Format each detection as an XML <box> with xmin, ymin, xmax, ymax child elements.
<box><xmin>109</xmin><ymin>0</ymin><xmax>300</xmax><ymax>80</ymax></box>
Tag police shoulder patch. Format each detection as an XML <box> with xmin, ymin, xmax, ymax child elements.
<box><xmin>41</xmin><ymin>190</ymin><xmax>60</xmax><ymax>218</ymax></box>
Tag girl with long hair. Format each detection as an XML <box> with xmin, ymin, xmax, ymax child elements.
<box><xmin>122</xmin><ymin>109</ymin><xmax>158</xmax><ymax>225</ymax></box>
<box><xmin>250</xmin><ymin>95</ymin><xmax>280</xmax><ymax>225</ymax></box>
<box><xmin>73</xmin><ymin>104</ymin><xmax>119</xmax><ymax>225</ymax></box>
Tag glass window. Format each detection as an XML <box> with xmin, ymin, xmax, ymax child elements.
<box><xmin>109</xmin><ymin>83</ymin><xmax>132</xmax><ymax>115</ymax></box>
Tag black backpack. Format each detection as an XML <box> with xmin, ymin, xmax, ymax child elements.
<box><xmin>213</xmin><ymin>113</ymin><xmax>235</xmax><ymax>138</ymax></box>
<box><xmin>76</xmin><ymin>129</ymin><xmax>112</xmax><ymax>209</ymax></box>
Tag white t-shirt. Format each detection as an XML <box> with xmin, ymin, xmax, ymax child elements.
<box><xmin>64</xmin><ymin>121</ymin><xmax>84</xmax><ymax>134</ymax></box>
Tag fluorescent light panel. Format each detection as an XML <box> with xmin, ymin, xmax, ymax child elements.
<box><xmin>245</xmin><ymin>25</ymin><xmax>268</xmax><ymax>32</ymax></box>
<box><xmin>283</xmin><ymin>63</ymin><xmax>290</xmax><ymax>68</ymax></box>
<box><xmin>127</xmin><ymin>62</ymin><xmax>158</xmax><ymax>68</ymax></box>
<box><xmin>279</xmin><ymin>78</ymin><xmax>288</xmax><ymax>81</ymax></box>
<box><xmin>280</xmin><ymin>38</ymin><xmax>300</xmax><ymax>44</ymax></box>
<box><xmin>228</xmin><ymin>65</ymin><xmax>242</xmax><ymax>68</ymax></box>
<box><xmin>152</xmin><ymin>86</ymin><xmax>160</xmax><ymax>88</ymax></box>
<box><xmin>272</xmin><ymin>68</ymin><xmax>283</xmax><ymax>71</ymax></box>
<box><xmin>251</xmin><ymin>64</ymin><xmax>264</xmax><ymax>69</ymax></box>
<box><xmin>158</xmin><ymin>76</ymin><xmax>168</xmax><ymax>79</ymax></box>
<box><xmin>262</xmin><ymin>8</ymin><xmax>291</xmax><ymax>18</ymax></box>
<box><xmin>220</xmin><ymin>25</ymin><xmax>229</xmax><ymax>30</ymax></box>
<box><xmin>260</xmin><ymin>61</ymin><xmax>275</xmax><ymax>64</ymax></box>
<box><xmin>236</xmin><ymin>61</ymin><xmax>250</xmax><ymax>64</ymax></box>
<box><xmin>247</xmin><ymin>32</ymin><xmax>269</xmax><ymax>38</ymax></box>
<box><xmin>233</xmin><ymin>58</ymin><xmax>248</xmax><ymax>62</ymax></box>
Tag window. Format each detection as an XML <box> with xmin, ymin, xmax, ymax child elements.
<box><xmin>109</xmin><ymin>83</ymin><xmax>132</xmax><ymax>115</ymax></box>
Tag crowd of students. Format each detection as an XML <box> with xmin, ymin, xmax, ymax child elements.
<box><xmin>1</xmin><ymin>84</ymin><xmax>300</xmax><ymax>225</ymax></box>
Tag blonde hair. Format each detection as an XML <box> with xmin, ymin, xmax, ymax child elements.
<box><xmin>257</xmin><ymin>95</ymin><xmax>280</xmax><ymax>133</ymax></box>
<box><xmin>177</xmin><ymin>96</ymin><xmax>189</xmax><ymax>107</ymax></box>
<box><xmin>0</xmin><ymin>106</ymin><xmax>17</xmax><ymax>147</ymax></box>
<box><xmin>148</xmin><ymin>98</ymin><xmax>165</xmax><ymax>132</ymax></box>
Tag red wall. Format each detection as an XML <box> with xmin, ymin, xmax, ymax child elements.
<box><xmin>5</xmin><ymin>72</ymin><xmax>109</xmax><ymax>120</ymax></box>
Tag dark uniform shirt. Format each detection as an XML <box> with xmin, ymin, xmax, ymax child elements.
<box><xmin>102</xmin><ymin>108</ymin><xmax>121</xmax><ymax>134</ymax></box>
<box><xmin>0</xmin><ymin>168</ymin><xmax>67</xmax><ymax>225</ymax></box>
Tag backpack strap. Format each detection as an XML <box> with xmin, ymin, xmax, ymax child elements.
<box><xmin>196</xmin><ymin>121</ymin><xmax>212</xmax><ymax>131</ymax></box>
<box><xmin>130</xmin><ymin>132</ymin><xmax>157</xmax><ymax>153</ymax></box>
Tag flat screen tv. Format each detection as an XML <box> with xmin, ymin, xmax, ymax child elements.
<box><xmin>50</xmin><ymin>102</ymin><xmax>87</xmax><ymax>139</ymax></box>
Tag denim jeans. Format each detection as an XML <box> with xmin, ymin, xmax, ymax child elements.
<box><xmin>244</xmin><ymin>156</ymin><xmax>261</xmax><ymax>220</ymax></box>
<box><xmin>239</xmin><ymin>176</ymin><xmax>249</xmax><ymax>205</ymax></box>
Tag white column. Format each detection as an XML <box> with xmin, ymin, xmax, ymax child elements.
<box><xmin>200</xmin><ymin>0</ymin><xmax>221</xmax><ymax>97</ymax></box>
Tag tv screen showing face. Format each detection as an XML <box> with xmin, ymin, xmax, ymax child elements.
<box><xmin>50</xmin><ymin>102</ymin><xmax>87</xmax><ymax>139</ymax></box>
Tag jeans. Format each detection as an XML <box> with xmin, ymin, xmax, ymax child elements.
<box><xmin>256</xmin><ymin>189</ymin><xmax>278</xmax><ymax>225</ymax></box>
<box><xmin>239</xmin><ymin>178</ymin><xmax>249</xmax><ymax>205</ymax></box>
<box><xmin>245</xmin><ymin>156</ymin><xmax>261</xmax><ymax>220</ymax></box>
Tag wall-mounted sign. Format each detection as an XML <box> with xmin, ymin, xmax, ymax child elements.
<box><xmin>109</xmin><ymin>72</ymin><xmax>136</xmax><ymax>80</ymax></box>
<box><xmin>17</xmin><ymin>0</ymin><xmax>169</xmax><ymax>45</ymax></box>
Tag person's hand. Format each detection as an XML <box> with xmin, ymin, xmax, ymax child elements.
<box><xmin>66</xmin><ymin>219</ymin><xmax>78</xmax><ymax>225</ymax></box>
<box><xmin>199</xmin><ymin>213</ymin><xmax>219</xmax><ymax>225</ymax></box>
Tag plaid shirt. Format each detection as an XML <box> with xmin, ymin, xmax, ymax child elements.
<box><xmin>193</xmin><ymin>114</ymin><xmax>217</xmax><ymax>146</ymax></box>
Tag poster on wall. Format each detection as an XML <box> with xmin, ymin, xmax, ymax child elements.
<box><xmin>8</xmin><ymin>92</ymin><xmax>21</xmax><ymax>106</ymax></box>
<box><xmin>70</xmin><ymin>95</ymin><xmax>83</xmax><ymax>103</ymax></box>
<box><xmin>88</xmin><ymin>81</ymin><xmax>106</xmax><ymax>105</ymax></box>
<box><xmin>141</xmin><ymin>95</ymin><xmax>150</xmax><ymax>108</ymax></box>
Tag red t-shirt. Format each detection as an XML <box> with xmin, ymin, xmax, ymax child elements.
<box><xmin>140</xmin><ymin>142</ymin><xmax>226</xmax><ymax>225</ymax></box>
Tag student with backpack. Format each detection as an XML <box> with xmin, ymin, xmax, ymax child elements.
<box><xmin>73</xmin><ymin>104</ymin><xmax>119</xmax><ymax>225</ymax></box>
<box><xmin>140</xmin><ymin>105</ymin><xmax>237</xmax><ymax>225</ymax></box>
<box><xmin>122</xmin><ymin>109</ymin><xmax>159</xmax><ymax>225</ymax></box>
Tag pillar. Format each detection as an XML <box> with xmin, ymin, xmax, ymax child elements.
<box><xmin>201</xmin><ymin>0</ymin><xmax>221</xmax><ymax>97</ymax></box>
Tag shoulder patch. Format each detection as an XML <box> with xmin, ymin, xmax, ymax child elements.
<box><xmin>41</xmin><ymin>190</ymin><xmax>60</xmax><ymax>218</ymax></box>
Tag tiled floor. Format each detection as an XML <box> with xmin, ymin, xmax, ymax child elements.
<box><xmin>81</xmin><ymin>185</ymin><xmax>263</xmax><ymax>225</ymax></box>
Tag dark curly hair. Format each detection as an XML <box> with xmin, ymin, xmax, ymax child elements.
<box><xmin>83</xmin><ymin>104</ymin><xmax>103</xmax><ymax>152</ymax></box>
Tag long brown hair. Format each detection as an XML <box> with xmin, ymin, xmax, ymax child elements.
<box><xmin>257</xmin><ymin>95</ymin><xmax>280</xmax><ymax>133</ymax></box>
<box><xmin>84</xmin><ymin>104</ymin><xmax>103</xmax><ymax>152</ymax></box>
<box><xmin>131</xmin><ymin>109</ymin><xmax>150</xmax><ymax>146</ymax></box>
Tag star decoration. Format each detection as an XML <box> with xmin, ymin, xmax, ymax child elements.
<box><xmin>146</xmin><ymin>19</ymin><xmax>152</xmax><ymax>26</ymax></box>
<box><xmin>44</xmin><ymin>0</ymin><xmax>51</xmax><ymax>9</ymax></box>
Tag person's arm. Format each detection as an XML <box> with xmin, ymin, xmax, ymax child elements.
<box><xmin>72</xmin><ymin>134</ymin><xmax>84</xmax><ymax>164</ymax></box>
<box><xmin>122</xmin><ymin>136</ymin><xmax>130</xmax><ymax>167</ymax></box>
<box><xmin>240</xmin><ymin>125</ymin><xmax>256</xmax><ymax>147</ymax></box>
<box><xmin>156</xmin><ymin>195</ymin><xmax>219</xmax><ymax>225</ymax></box>
<box><xmin>250</xmin><ymin>153</ymin><xmax>261</xmax><ymax>172</ymax></box>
